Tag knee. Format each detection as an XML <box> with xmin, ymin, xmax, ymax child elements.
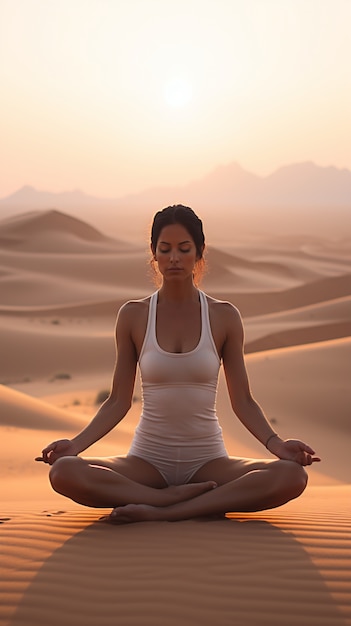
<box><xmin>281</xmin><ymin>461</ymin><xmax>308</xmax><ymax>499</ymax></box>
<box><xmin>49</xmin><ymin>456</ymin><xmax>81</xmax><ymax>496</ymax></box>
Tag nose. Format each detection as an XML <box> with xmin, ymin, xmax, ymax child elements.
<box><xmin>169</xmin><ymin>248</ymin><xmax>180</xmax><ymax>264</ymax></box>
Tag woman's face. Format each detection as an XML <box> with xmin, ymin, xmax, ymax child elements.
<box><xmin>153</xmin><ymin>223</ymin><xmax>200</xmax><ymax>282</ymax></box>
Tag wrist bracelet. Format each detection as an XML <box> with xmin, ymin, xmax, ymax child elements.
<box><xmin>265</xmin><ymin>433</ymin><xmax>279</xmax><ymax>449</ymax></box>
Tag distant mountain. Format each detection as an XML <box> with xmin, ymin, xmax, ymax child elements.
<box><xmin>0</xmin><ymin>162</ymin><xmax>350</xmax><ymax>239</ymax></box>
<box><xmin>263</xmin><ymin>162</ymin><xmax>351</xmax><ymax>207</ymax></box>
<box><xmin>1</xmin><ymin>162</ymin><xmax>350</xmax><ymax>211</ymax></box>
<box><xmin>184</xmin><ymin>161</ymin><xmax>351</xmax><ymax>208</ymax></box>
<box><xmin>0</xmin><ymin>185</ymin><xmax>115</xmax><ymax>209</ymax></box>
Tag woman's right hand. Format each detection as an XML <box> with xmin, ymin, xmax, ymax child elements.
<box><xmin>41</xmin><ymin>439</ymin><xmax>78</xmax><ymax>465</ymax></box>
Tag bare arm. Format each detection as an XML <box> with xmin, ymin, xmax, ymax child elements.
<box><xmin>221</xmin><ymin>302</ymin><xmax>320</xmax><ymax>466</ymax></box>
<box><xmin>42</xmin><ymin>302</ymin><xmax>138</xmax><ymax>463</ymax></box>
<box><xmin>221</xmin><ymin>303</ymin><xmax>276</xmax><ymax>445</ymax></box>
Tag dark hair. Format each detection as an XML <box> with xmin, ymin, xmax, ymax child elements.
<box><xmin>150</xmin><ymin>205</ymin><xmax>206</xmax><ymax>285</ymax></box>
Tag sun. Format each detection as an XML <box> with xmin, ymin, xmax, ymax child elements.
<box><xmin>163</xmin><ymin>77</ymin><xmax>193</xmax><ymax>109</ymax></box>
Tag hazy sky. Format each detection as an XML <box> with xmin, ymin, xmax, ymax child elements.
<box><xmin>1</xmin><ymin>0</ymin><xmax>350</xmax><ymax>197</ymax></box>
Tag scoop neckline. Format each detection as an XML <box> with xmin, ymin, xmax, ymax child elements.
<box><xmin>153</xmin><ymin>290</ymin><xmax>204</xmax><ymax>356</ymax></box>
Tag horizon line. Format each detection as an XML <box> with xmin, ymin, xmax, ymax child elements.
<box><xmin>1</xmin><ymin>160</ymin><xmax>350</xmax><ymax>202</ymax></box>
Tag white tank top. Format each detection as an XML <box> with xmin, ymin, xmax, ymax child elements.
<box><xmin>136</xmin><ymin>290</ymin><xmax>223</xmax><ymax>444</ymax></box>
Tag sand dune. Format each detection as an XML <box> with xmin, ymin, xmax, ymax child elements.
<box><xmin>0</xmin><ymin>209</ymin><xmax>130</xmax><ymax>253</ymax></box>
<box><xmin>0</xmin><ymin>383</ymin><xmax>141</xmax><ymax>504</ymax></box>
<box><xmin>0</xmin><ymin>384</ymin><xmax>84</xmax><ymax>431</ymax></box>
<box><xmin>245</xmin><ymin>319</ymin><xmax>351</xmax><ymax>352</ymax></box>
<box><xmin>208</xmin><ymin>273</ymin><xmax>351</xmax><ymax>317</ymax></box>
<box><xmin>246</xmin><ymin>338</ymin><xmax>351</xmax><ymax>485</ymax></box>
<box><xmin>214</xmin><ymin>337</ymin><xmax>351</xmax><ymax>485</ymax></box>
<box><xmin>0</xmin><ymin>250</ymin><xmax>150</xmax><ymax>307</ymax></box>
<box><xmin>206</xmin><ymin>245</ymin><xmax>350</xmax><ymax>293</ymax></box>
<box><xmin>244</xmin><ymin>292</ymin><xmax>351</xmax><ymax>347</ymax></box>
<box><xmin>0</xmin><ymin>316</ymin><xmax>115</xmax><ymax>380</ymax></box>
<box><xmin>1</xmin><ymin>209</ymin><xmax>350</xmax><ymax>625</ymax></box>
<box><xmin>246</xmin><ymin>337</ymin><xmax>351</xmax><ymax>433</ymax></box>
<box><xmin>0</xmin><ymin>386</ymin><xmax>85</xmax><ymax>502</ymax></box>
<box><xmin>247</xmin><ymin>295</ymin><xmax>351</xmax><ymax>331</ymax></box>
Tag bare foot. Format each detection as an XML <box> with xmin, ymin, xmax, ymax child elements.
<box><xmin>164</xmin><ymin>481</ymin><xmax>217</xmax><ymax>505</ymax></box>
<box><xmin>105</xmin><ymin>482</ymin><xmax>218</xmax><ymax>524</ymax></box>
<box><xmin>106</xmin><ymin>504</ymin><xmax>227</xmax><ymax>525</ymax></box>
<box><xmin>108</xmin><ymin>504</ymin><xmax>164</xmax><ymax>524</ymax></box>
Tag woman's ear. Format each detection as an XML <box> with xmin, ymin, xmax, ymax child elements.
<box><xmin>150</xmin><ymin>243</ymin><xmax>157</xmax><ymax>260</ymax></box>
<box><xmin>197</xmin><ymin>243</ymin><xmax>205</xmax><ymax>260</ymax></box>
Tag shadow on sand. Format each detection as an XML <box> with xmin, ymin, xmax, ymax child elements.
<box><xmin>9</xmin><ymin>513</ymin><xmax>345</xmax><ymax>626</ymax></box>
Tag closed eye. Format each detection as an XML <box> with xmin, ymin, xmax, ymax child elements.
<box><xmin>159</xmin><ymin>247</ymin><xmax>191</xmax><ymax>254</ymax></box>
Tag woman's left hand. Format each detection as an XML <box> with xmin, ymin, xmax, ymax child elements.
<box><xmin>269</xmin><ymin>438</ymin><xmax>321</xmax><ymax>466</ymax></box>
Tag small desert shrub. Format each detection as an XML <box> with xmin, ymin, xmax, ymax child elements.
<box><xmin>51</xmin><ymin>372</ymin><xmax>71</xmax><ymax>381</ymax></box>
<box><xmin>95</xmin><ymin>389</ymin><xmax>110</xmax><ymax>405</ymax></box>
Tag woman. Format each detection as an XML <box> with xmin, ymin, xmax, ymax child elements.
<box><xmin>41</xmin><ymin>205</ymin><xmax>320</xmax><ymax>523</ymax></box>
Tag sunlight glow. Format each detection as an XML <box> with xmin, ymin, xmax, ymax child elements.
<box><xmin>0</xmin><ymin>0</ymin><xmax>350</xmax><ymax>196</ymax></box>
<box><xmin>163</xmin><ymin>78</ymin><xmax>193</xmax><ymax>108</ymax></box>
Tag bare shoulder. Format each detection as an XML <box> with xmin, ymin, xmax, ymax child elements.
<box><xmin>118</xmin><ymin>296</ymin><xmax>151</xmax><ymax>319</ymax></box>
<box><xmin>116</xmin><ymin>297</ymin><xmax>151</xmax><ymax>353</ymax></box>
<box><xmin>204</xmin><ymin>294</ymin><xmax>244</xmax><ymax>355</ymax></box>
<box><xmin>206</xmin><ymin>294</ymin><xmax>243</xmax><ymax>327</ymax></box>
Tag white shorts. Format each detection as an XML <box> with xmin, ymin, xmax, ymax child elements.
<box><xmin>127</xmin><ymin>431</ymin><xmax>228</xmax><ymax>485</ymax></box>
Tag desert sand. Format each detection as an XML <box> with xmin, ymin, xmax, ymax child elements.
<box><xmin>0</xmin><ymin>208</ymin><xmax>350</xmax><ymax>625</ymax></box>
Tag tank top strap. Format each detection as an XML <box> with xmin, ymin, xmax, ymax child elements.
<box><xmin>199</xmin><ymin>290</ymin><xmax>220</xmax><ymax>362</ymax></box>
<box><xmin>138</xmin><ymin>291</ymin><xmax>158</xmax><ymax>362</ymax></box>
<box><xmin>149</xmin><ymin>290</ymin><xmax>158</xmax><ymax>335</ymax></box>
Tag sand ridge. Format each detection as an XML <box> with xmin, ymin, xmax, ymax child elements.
<box><xmin>1</xmin><ymin>487</ymin><xmax>350</xmax><ymax>626</ymax></box>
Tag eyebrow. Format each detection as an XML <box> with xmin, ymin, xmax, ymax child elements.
<box><xmin>159</xmin><ymin>240</ymin><xmax>192</xmax><ymax>245</ymax></box>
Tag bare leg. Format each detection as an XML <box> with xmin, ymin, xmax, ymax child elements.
<box><xmin>110</xmin><ymin>459</ymin><xmax>308</xmax><ymax>523</ymax></box>
<box><xmin>49</xmin><ymin>456</ymin><xmax>216</xmax><ymax>508</ymax></box>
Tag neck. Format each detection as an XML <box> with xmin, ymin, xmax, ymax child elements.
<box><xmin>158</xmin><ymin>279</ymin><xmax>199</xmax><ymax>304</ymax></box>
